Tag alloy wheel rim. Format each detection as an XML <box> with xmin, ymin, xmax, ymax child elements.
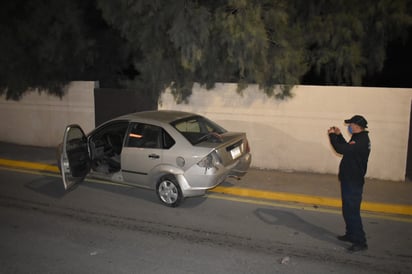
<box><xmin>158</xmin><ymin>180</ymin><xmax>178</xmax><ymax>204</ymax></box>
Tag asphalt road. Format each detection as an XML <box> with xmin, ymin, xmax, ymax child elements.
<box><xmin>1</xmin><ymin>166</ymin><xmax>412</xmax><ymax>273</ymax></box>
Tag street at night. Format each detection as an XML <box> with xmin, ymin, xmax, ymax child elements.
<box><xmin>1</xmin><ymin>159</ymin><xmax>411</xmax><ymax>273</ymax></box>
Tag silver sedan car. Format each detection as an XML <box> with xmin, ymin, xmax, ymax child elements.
<box><xmin>58</xmin><ymin>110</ymin><xmax>252</xmax><ymax>207</ymax></box>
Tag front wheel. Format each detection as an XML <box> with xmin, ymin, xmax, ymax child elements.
<box><xmin>156</xmin><ymin>175</ymin><xmax>183</xmax><ymax>207</ymax></box>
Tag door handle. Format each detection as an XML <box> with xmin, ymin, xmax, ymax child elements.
<box><xmin>148</xmin><ymin>154</ymin><xmax>160</xmax><ymax>159</ymax></box>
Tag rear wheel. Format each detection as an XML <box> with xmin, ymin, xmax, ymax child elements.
<box><xmin>156</xmin><ymin>175</ymin><xmax>183</xmax><ymax>207</ymax></box>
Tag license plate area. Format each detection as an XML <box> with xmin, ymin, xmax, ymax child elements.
<box><xmin>230</xmin><ymin>146</ymin><xmax>241</xmax><ymax>159</ymax></box>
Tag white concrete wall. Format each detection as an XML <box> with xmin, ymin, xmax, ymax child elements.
<box><xmin>0</xmin><ymin>81</ymin><xmax>96</xmax><ymax>147</ymax></box>
<box><xmin>159</xmin><ymin>84</ymin><xmax>412</xmax><ymax>181</ymax></box>
<box><xmin>1</xmin><ymin>81</ymin><xmax>411</xmax><ymax>181</ymax></box>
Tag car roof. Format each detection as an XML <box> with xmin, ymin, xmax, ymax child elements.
<box><xmin>117</xmin><ymin>110</ymin><xmax>197</xmax><ymax>124</ymax></box>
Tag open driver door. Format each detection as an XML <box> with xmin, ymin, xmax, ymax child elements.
<box><xmin>59</xmin><ymin>125</ymin><xmax>90</xmax><ymax>190</ymax></box>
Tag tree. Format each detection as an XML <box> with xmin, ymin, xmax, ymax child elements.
<box><xmin>97</xmin><ymin>0</ymin><xmax>412</xmax><ymax>102</ymax></box>
<box><xmin>97</xmin><ymin>0</ymin><xmax>308</xmax><ymax>101</ymax></box>
<box><xmin>1</xmin><ymin>0</ymin><xmax>411</xmax><ymax>101</ymax></box>
<box><xmin>0</xmin><ymin>0</ymin><xmax>131</xmax><ymax>100</ymax></box>
<box><xmin>299</xmin><ymin>0</ymin><xmax>412</xmax><ymax>86</ymax></box>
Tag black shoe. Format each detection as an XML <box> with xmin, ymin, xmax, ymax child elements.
<box><xmin>337</xmin><ymin>235</ymin><xmax>354</xmax><ymax>243</ymax></box>
<box><xmin>348</xmin><ymin>243</ymin><xmax>368</xmax><ymax>252</ymax></box>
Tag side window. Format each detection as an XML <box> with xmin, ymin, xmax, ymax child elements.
<box><xmin>126</xmin><ymin>123</ymin><xmax>175</xmax><ymax>149</ymax></box>
<box><xmin>163</xmin><ymin>130</ymin><xmax>175</xmax><ymax>149</ymax></box>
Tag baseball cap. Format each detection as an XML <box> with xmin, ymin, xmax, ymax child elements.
<box><xmin>344</xmin><ymin>115</ymin><xmax>368</xmax><ymax>128</ymax></box>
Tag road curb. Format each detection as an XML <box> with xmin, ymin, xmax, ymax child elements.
<box><xmin>1</xmin><ymin>158</ymin><xmax>412</xmax><ymax>217</ymax></box>
<box><xmin>0</xmin><ymin>158</ymin><xmax>59</xmax><ymax>173</ymax></box>
<box><xmin>211</xmin><ymin>186</ymin><xmax>412</xmax><ymax>216</ymax></box>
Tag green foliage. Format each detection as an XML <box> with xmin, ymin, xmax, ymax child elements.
<box><xmin>0</xmin><ymin>0</ymin><xmax>130</xmax><ymax>100</ymax></box>
<box><xmin>97</xmin><ymin>0</ymin><xmax>411</xmax><ymax>102</ymax></box>
<box><xmin>299</xmin><ymin>0</ymin><xmax>412</xmax><ymax>85</ymax></box>
<box><xmin>1</xmin><ymin>0</ymin><xmax>411</xmax><ymax>101</ymax></box>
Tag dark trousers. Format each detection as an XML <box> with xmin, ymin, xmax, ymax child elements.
<box><xmin>340</xmin><ymin>179</ymin><xmax>366</xmax><ymax>244</ymax></box>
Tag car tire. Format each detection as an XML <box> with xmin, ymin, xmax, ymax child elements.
<box><xmin>156</xmin><ymin>175</ymin><xmax>183</xmax><ymax>207</ymax></box>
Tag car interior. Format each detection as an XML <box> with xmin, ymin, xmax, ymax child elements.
<box><xmin>89</xmin><ymin>121</ymin><xmax>129</xmax><ymax>174</ymax></box>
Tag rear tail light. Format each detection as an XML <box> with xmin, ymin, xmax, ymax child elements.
<box><xmin>244</xmin><ymin>138</ymin><xmax>250</xmax><ymax>153</ymax></box>
<box><xmin>197</xmin><ymin>150</ymin><xmax>222</xmax><ymax>169</ymax></box>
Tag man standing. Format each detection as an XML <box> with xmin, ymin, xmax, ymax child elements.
<box><xmin>328</xmin><ymin>115</ymin><xmax>371</xmax><ymax>252</ymax></box>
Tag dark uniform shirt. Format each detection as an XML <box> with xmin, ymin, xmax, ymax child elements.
<box><xmin>329</xmin><ymin>131</ymin><xmax>371</xmax><ymax>182</ymax></box>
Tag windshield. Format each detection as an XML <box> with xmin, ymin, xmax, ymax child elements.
<box><xmin>171</xmin><ymin>115</ymin><xmax>227</xmax><ymax>145</ymax></box>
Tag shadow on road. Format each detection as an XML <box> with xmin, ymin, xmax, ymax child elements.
<box><xmin>254</xmin><ymin>207</ymin><xmax>342</xmax><ymax>246</ymax></box>
<box><xmin>25</xmin><ymin>174</ymin><xmax>207</xmax><ymax>208</ymax></box>
<box><xmin>25</xmin><ymin>177</ymin><xmax>67</xmax><ymax>198</ymax></box>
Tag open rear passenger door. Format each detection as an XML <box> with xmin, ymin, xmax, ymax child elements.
<box><xmin>60</xmin><ymin>125</ymin><xmax>90</xmax><ymax>190</ymax></box>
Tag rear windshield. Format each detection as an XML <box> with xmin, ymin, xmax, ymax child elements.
<box><xmin>171</xmin><ymin>115</ymin><xmax>227</xmax><ymax>145</ymax></box>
